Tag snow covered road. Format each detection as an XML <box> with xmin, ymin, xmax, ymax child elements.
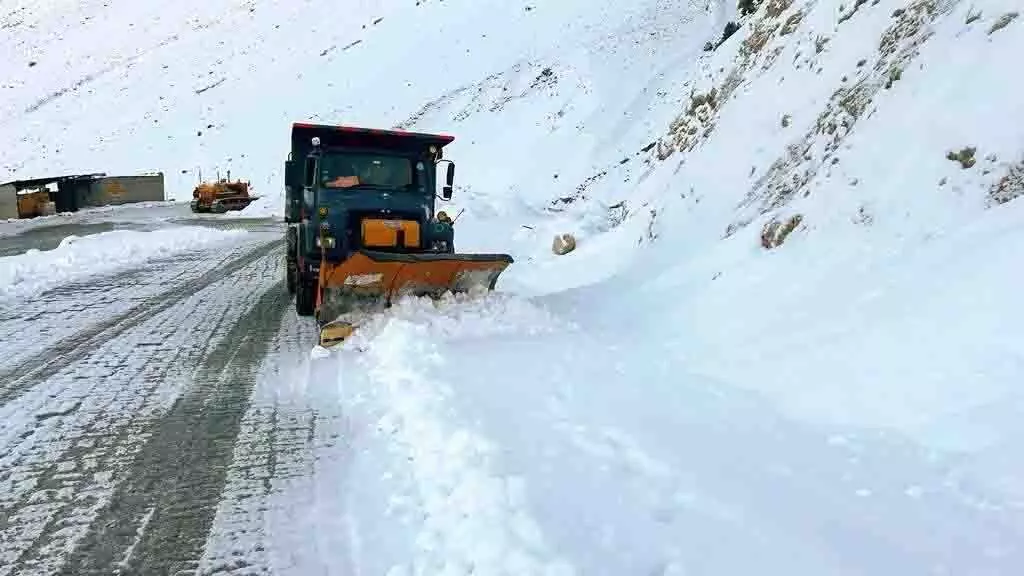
<box><xmin>0</xmin><ymin>217</ymin><xmax>321</xmax><ymax>575</ymax></box>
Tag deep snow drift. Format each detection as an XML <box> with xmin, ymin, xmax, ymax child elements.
<box><xmin>4</xmin><ymin>0</ymin><xmax>1023</xmax><ymax>573</ymax></box>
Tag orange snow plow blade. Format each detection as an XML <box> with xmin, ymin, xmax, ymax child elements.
<box><xmin>316</xmin><ymin>249</ymin><xmax>513</xmax><ymax>347</ymax></box>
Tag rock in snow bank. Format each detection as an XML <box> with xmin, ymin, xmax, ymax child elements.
<box><xmin>0</xmin><ymin>226</ymin><xmax>248</xmax><ymax>302</ymax></box>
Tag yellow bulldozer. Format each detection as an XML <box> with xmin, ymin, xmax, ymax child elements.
<box><xmin>190</xmin><ymin>171</ymin><xmax>257</xmax><ymax>213</ymax></box>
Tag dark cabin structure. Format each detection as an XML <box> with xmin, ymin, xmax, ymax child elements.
<box><xmin>0</xmin><ymin>172</ymin><xmax>165</xmax><ymax>219</ymax></box>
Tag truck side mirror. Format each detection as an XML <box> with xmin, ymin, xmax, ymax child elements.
<box><xmin>304</xmin><ymin>156</ymin><xmax>317</xmax><ymax>188</ymax></box>
<box><xmin>439</xmin><ymin>160</ymin><xmax>455</xmax><ymax>200</ymax></box>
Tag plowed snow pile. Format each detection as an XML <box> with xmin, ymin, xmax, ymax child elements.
<box><xmin>0</xmin><ymin>226</ymin><xmax>247</xmax><ymax>301</ymax></box>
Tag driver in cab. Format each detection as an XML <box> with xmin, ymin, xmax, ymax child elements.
<box><xmin>324</xmin><ymin>159</ymin><xmax>398</xmax><ymax>188</ymax></box>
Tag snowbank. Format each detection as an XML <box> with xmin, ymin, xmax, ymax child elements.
<box><xmin>0</xmin><ymin>226</ymin><xmax>248</xmax><ymax>302</ymax></box>
<box><xmin>223</xmin><ymin>191</ymin><xmax>284</xmax><ymax>220</ymax></box>
<box><xmin>323</xmin><ymin>296</ymin><xmax>576</xmax><ymax>576</ymax></box>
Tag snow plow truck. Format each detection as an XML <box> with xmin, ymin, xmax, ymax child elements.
<box><xmin>283</xmin><ymin>122</ymin><xmax>514</xmax><ymax>347</ymax></box>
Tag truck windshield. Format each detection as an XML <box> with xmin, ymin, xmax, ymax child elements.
<box><xmin>320</xmin><ymin>153</ymin><xmax>413</xmax><ymax>189</ymax></box>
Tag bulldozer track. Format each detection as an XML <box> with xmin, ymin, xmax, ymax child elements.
<box><xmin>0</xmin><ymin>245</ymin><xmax>291</xmax><ymax>575</ymax></box>
<box><xmin>0</xmin><ymin>237</ymin><xmax>283</xmax><ymax>408</ymax></box>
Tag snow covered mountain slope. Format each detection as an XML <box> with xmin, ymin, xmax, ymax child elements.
<box><xmin>380</xmin><ymin>0</ymin><xmax>1024</xmax><ymax>453</ymax></box>
<box><xmin>598</xmin><ymin>0</ymin><xmax>1024</xmax><ymax>450</ymax></box>
<box><xmin>596</xmin><ymin>0</ymin><xmax>1024</xmax><ymax>428</ymax></box>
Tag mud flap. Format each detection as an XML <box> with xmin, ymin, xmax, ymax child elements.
<box><xmin>315</xmin><ymin>249</ymin><xmax>514</xmax><ymax>347</ymax></box>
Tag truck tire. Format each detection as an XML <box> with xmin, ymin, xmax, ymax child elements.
<box><xmin>286</xmin><ymin>227</ymin><xmax>298</xmax><ymax>251</ymax></box>
<box><xmin>286</xmin><ymin>259</ymin><xmax>297</xmax><ymax>294</ymax></box>
<box><xmin>285</xmin><ymin>228</ymin><xmax>298</xmax><ymax>294</ymax></box>
<box><xmin>295</xmin><ymin>275</ymin><xmax>315</xmax><ymax>316</ymax></box>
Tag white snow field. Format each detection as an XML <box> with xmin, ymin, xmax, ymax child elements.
<box><xmin>3</xmin><ymin>0</ymin><xmax>1024</xmax><ymax>574</ymax></box>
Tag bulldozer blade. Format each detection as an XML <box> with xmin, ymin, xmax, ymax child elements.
<box><xmin>316</xmin><ymin>249</ymin><xmax>514</xmax><ymax>325</ymax></box>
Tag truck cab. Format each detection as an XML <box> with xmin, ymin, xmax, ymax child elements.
<box><xmin>284</xmin><ymin>122</ymin><xmax>459</xmax><ymax>315</ymax></box>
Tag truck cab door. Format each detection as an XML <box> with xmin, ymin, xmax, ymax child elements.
<box><xmin>284</xmin><ymin>160</ymin><xmax>301</xmax><ymax>223</ymax></box>
<box><xmin>302</xmin><ymin>156</ymin><xmax>317</xmax><ymax>218</ymax></box>
<box><xmin>299</xmin><ymin>156</ymin><xmax>318</xmax><ymax>257</ymax></box>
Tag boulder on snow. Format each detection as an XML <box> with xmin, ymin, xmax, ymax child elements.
<box><xmin>552</xmin><ymin>233</ymin><xmax>576</xmax><ymax>255</ymax></box>
<box><xmin>760</xmin><ymin>214</ymin><xmax>803</xmax><ymax>249</ymax></box>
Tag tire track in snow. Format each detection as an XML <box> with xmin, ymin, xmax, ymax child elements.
<box><xmin>0</xmin><ymin>237</ymin><xmax>280</xmax><ymax>408</ymax></box>
<box><xmin>54</xmin><ymin>276</ymin><xmax>290</xmax><ymax>575</ymax></box>
<box><xmin>0</xmin><ymin>247</ymin><xmax>286</xmax><ymax>576</ymax></box>
<box><xmin>0</xmin><ymin>245</ymin><xmax>276</xmax><ymax>502</ymax></box>
<box><xmin>194</xmin><ymin>310</ymin><xmax>354</xmax><ymax>576</ymax></box>
<box><xmin>195</xmin><ymin>307</ymin><xmax>312</xmax><ymax>576</ymax></box>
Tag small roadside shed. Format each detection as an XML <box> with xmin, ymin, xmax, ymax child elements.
<box><xmin>0</xmin><ymin>173</ymin><xmax>105</xmax><ymax>219</ymax></box>
<box><xmin>0</xmin><ymin>172</ymin><xmax>165</xmax><ymax>219</ymax></box>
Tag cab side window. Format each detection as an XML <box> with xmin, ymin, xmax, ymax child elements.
<box><xmin>303</xmin><ymin>157</ymin><xmax>316</xmax><ymax>215</ymax></box>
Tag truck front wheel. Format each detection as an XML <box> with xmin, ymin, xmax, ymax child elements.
<box><xmin>285</xmin><ymin>228</ymin><xmax>298</xmax><ymax>294</ymax></box>
<box><xmin>286</xmin><ymin>260</ymin><xmax>297</xmax><ymax>294</ymax></box>
<box><xmin>295</xmin><ymin>274</ymin><xmax>316</xmax><ymax>316</ymax></box>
